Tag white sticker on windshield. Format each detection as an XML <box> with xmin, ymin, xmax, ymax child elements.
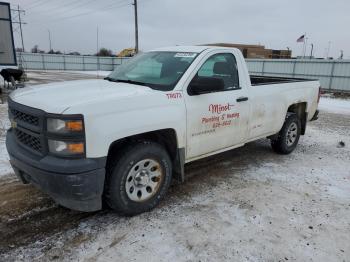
<box><xmin>174</xmin><ymin>52</ymin><xmax>197</xmax><ymax>58</ymax></box>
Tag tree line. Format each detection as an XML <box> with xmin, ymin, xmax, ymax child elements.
<box><xmin>16</xmin><ymin>46</ymin><xmax>115</xmax><ymax>57</ymax></box>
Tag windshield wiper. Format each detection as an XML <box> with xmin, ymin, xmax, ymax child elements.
<box><xmin>105</xmin><ymin>77</ymin><xmax>148</xmax><ymax>86</ymax></box>
<box><xmin>114</xmin><ymin>79</ymin><xmax>148</xmax><ymax>86</ymax></box>
<box><xmin>103</xmin><ymin>76</ymin><xmax>150</xmax><ymax>87</ymax></box>
<box><xmin>104</xmin><ymin>76</ymin><xmax>115</xmax><ymax>82</ymax></box>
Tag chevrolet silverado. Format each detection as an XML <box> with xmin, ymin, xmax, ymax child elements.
<box><xmin>6</xmin><ymin>46</ymin><xmax>320</xmax><ymax>215</ymax></box>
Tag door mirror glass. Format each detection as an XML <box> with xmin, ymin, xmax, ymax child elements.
<box><xmin>188</xmin><ymin>76</ymin><xmax>225</xmax><ymax>95</ymax></box>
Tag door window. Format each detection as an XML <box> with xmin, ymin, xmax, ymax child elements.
<box><xmin>196</xmin><ymin>53</ymin><xmax>239</xmax><ymax>90</ymax></box>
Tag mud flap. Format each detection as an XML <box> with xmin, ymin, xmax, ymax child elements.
<box><xmin>310</xmin><ymin>110</ymin><xmax>319</xmax><ymax>121</ymax></box>
<box><xmin>173</xmin><ymin>148</ymin><xmax>185</xmax><ymax>183</ymax></box>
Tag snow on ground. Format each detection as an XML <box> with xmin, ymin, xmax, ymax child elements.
<box><xmin>21</xmin><ymin>70</ymin><xmax>108</xmax><ymax>87</ymax></box>
<box><xmin>0</xmin><ymin>72</ymin><xmax>349</xmax><ymax>261</ymax></box>
<box><xmin>1</xmin><ymin>113</ymin><xmax>349</xmax><ymax>261</ymax></box>
<box><xmin>0</xmin><ymin>103</ymin><xmax>11</xmax><ymax>178</ymax></box>
<box><xmin>319</xmin><ymin>97</ymin><xmax>350</xmax><ymax>114</ymax></box>
<box><xmin>70</xmin><ymin>71</ymin><xmax>112</xmax><ymax>77</ymax></box>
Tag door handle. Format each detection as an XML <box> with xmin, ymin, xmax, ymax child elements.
<box><xmin>236</xmin><ymin>97</ymin><xmax>248</xmax><ymax>102</ymax></box>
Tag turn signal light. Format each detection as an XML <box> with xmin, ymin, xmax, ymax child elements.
<box><xmin>66</xmin><ymin>121</ymin><xmax>83</xmax><ymax>132</ymax></box>
<box><xmin>68</xmin><ymin>142</ymin><xmax>84</xmax><ymax>153</ymax></box>
<box><xmin>48</xmin><ymin>140</ymin><xmax>85</xmax><ymax>156</ymax></box>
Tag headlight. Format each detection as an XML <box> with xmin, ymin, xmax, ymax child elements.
<box><xmin>46</xmin><ymin>116</ymin><xmax>85</xmax><ymax>157</ymax></box>
<box><xmin>47</xmin><ymin>118</ymin><xmax>83</xmax><ymax>133</ymax></box>
<box><xmin>48</xmin><ymin>140</ymin><xmax>85</xmax><ymax>156</ymax></box>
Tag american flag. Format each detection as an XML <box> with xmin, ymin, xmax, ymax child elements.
<box><xmin>297</xmin><ymin>35</ymin><xmax>305</xmax><ymax>43</ymax></box>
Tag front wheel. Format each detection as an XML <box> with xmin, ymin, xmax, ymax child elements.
<box><xmin>105</xmin><ymin>141</ymin><xmax>172</xmax><ymax>216</ymax></box>
<box><xmin>271</xmin><ymin>113</ymin><xmax>301</xmax><ymax>154</ymax></box>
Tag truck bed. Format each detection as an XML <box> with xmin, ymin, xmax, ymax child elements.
<box><xmin>250</xmin><ymin>75</ymin><xmax>315</xmax><ymax>86</ymax></box>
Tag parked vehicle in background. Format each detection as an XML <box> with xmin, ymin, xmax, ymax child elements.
<box><xmin>6</xmin><ymin>46</ymin><xmax>320</xmax><ymax>215</ymax></box>
<box><xmin>117</xmin><ymin>48</ymin><xmax>136</xmax><ymax>57</ymax></box>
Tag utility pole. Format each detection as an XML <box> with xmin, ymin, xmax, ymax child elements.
<box><xmin>96</xmin><ymin>26</ymin><xmax>99</xmax><ymax>55</ymax></box>
<box><xmin>48</xmin><ymin>29</ymin><xmax>52</xmax><ymax>51</ymax></box>
<box><xmin>18</xmin><ymin>5</ymin><xmax>25</xmax><ymax>52</ymax></box>
<box><xmin>11</xmin><ymin>5</ymin><xmax>26</xmax><ymax>52</ymax></box>
<box><xmin>132</xmin><ymin>0</ymin><xmax>139</xmax><ymax>54</ymax></box>
<box><xmin>326</xmin><ymin>41</ymin><xmax>332</xmax><ymax>59</ymax></box>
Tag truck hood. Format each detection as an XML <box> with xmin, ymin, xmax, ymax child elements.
<box><xmin>10</xmin><ymin>79</ymin><xmax>152</xmax><ymax>113</ymax></box>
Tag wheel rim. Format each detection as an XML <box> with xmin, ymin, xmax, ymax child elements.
<box><xmin>125</xmin><ymin>159</ymin><xmax>163</xmax><ymax>202</ymax></box>
<box><xmin>286</xmin><ymin>122</ymin><xmax>298</xmax><ymax>146</ymax></box>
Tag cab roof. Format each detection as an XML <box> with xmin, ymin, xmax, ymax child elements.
<box><xmin>150</xmin><ymin>45</ymin><xmax>236</xmax><ymax>53</ymax></box>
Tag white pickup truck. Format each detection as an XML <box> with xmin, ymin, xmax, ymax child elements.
<box><xmin>6</xmin><ymin>46</ymin><xmax>320</xmax><ymax>215</ymax></box>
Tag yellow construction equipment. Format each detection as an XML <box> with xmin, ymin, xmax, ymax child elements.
<box><xmin>117</xmin><ymin>48</ymin><xmax>136</xmax><ymax>57</ymax></box>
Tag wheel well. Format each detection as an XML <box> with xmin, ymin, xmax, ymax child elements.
<box><xmin>106</xmin><ymin>129</ymin><xmax>184</xmax><ymax>182</ymax></box>
<box><xmin>287</xmin><ymin>102</ymin><xmax>307</xmax><ymax>135</ymax></box>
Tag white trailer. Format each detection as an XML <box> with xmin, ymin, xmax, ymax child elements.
<box><xmin>0</xmin><ymin>2</ymin><xmax>19</xmax><ymax>90</ymax></box>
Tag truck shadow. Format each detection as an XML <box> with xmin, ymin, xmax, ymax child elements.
<box><xmin>0</xmin><ymin>139</ymin><xmax>281</xmax><ymax>254</ymax></box>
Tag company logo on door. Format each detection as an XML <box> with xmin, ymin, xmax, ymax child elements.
<box><xmin>209</xmin><ymin>103</ymin><xmax>233</xmax><ymax>114</ymax></box>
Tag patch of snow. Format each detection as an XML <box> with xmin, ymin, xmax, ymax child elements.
<box><xmin>319</xmin><ymin>97</ymin><xmax>350</xmax><ymax>115</ymax></box>
<box><xmin>0</xmin><ymin>140</ymin><xmax>12</xmax><ymax>178</ymax></box>
<box><xmin>70</xmin><ymin>71</ymin><xmax>112</xmax><ymax>77</ymax></box>
<box><xmin>0</xmin><ymin>103</ymin><xmax>12</xmax><ymax>178</ymax></box>
<box><xmin>1</xmin><ymin>78</ymin><xmax>350</xmax><ymax>261</ymax></box>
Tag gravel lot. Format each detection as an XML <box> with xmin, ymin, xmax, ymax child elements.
<box><xmin>0</xmin><ymin>71</ymin><xmax>349</xmax><ymax>262</ymax></box>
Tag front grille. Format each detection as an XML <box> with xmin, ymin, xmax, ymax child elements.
<box><xmin>15</xmin><ymin>129</ymin><xmax>42</xmax><ymax>153</ymax></box>
<box><xmin>9</xmin><ymin>99</ymin><xmax>45</xmax><ymax>155</ymax></box>
<box><xmin>11</xmin><ymin>108</ymin><xmax>39</xmax><ymax>126</ymax></box>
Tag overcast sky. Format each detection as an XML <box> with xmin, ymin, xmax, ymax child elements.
<box><xmin>8</xmin><ymin>0</ymin><xmax>350</xmax><ymax>58</ymax></box>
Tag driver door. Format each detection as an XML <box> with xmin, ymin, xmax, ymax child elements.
<box><xmin>184</xmin><ymin>51</ymin><xmax>250</xmax><ymax>159</ymax></box>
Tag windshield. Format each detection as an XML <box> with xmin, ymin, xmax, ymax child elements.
<box><xmin>106</xmin><ymin>51</ymin><xmax>198</xmax><ymax>91</ymax></box>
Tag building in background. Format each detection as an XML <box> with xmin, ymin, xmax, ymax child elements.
<box><xmin>204</xmin><ymin>43</ymin><xmax>292</xmax><ymax>59</ymax></box>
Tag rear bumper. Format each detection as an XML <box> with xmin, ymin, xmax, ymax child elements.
<box><xmin>6</xmin><ymin>130</ymin><xmax>106</xmax><ymax>212</ymax></box>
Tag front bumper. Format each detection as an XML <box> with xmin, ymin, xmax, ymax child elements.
<box><xmin>6</xmin><ymin>130</ymin><xmax>106</xmax><ymax>212</ymax></box>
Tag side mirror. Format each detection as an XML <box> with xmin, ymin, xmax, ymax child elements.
<box><xmin>188</xmin><ymin>77</ymin><xmax>225</xmax><ymax>95</ymax></box>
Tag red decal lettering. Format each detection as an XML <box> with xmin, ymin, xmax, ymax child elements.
<box><xmin>208</xmin><ymin>103</ymin><xmax>233</xmax><ymax>114</ymax></box>
<box><xmin>166</xmin><ymin>93</ymin><xmax>182</xmax><ymax>99</ymax></box>
<box><xmin>227</xmin><ymin>113</ymin><xmax>240</xmax><ymax>119</ymax></box>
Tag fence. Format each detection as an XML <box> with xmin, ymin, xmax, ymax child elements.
<box><xmin>16</xmin><ymin>52</ymin><xmax>350</xmax><ymax>92</ymax></box>
<box><xmin>17</xmin><ymin>52</ymin><xmax>129</xmax><ymax>71</ymax></box>
<box><xmin>246</xmin><ymin>59</ymin><xmax>350</xmax><ymax>92</ymax></box>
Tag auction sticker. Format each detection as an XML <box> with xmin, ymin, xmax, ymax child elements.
<box><xmin>174</xmin><ymin>52</ymin><xmax>197</xmax><ymax>58</ymax></box>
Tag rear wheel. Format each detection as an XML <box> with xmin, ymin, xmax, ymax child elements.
<box><xmin>105</xmin><ymin>141</ymin><xmax>172</xmax><ymax>216</ymax></box>
<box><xmin>271</xmin><ymin>113</ymin><xmax>301</xmax><ymax>154</ymax></box>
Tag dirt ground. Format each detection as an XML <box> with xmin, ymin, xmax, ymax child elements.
<box><xmin>0</xmin><ymin>71</ymin><xmax>349</xmax><ymax>261</ymax></box>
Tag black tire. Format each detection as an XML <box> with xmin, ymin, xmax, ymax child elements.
<box><xmin>105</xmin><ymin>141</ymin><xmax>172</xmax><ymax>216</ymax></box>
<box><xmin>271</xmin><ymin>113</ymin><xmax>301</xmax><ymax>155</ymax></box>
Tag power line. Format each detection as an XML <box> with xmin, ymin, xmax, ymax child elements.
<box><xmin>28</xmin><ymin>0</ymin><xmax>97</xmax><ymax>15</ymax></box>
<box><xmin>25</xmin><ymin>0</ymin><xmax>54</xmax><ymax>10</ymax></box>
<box><xmin>30</xmin><ymin>0</ymin><xmax>130</xmax><ymax>24</ymax></box>
<box><xmin>29</xmin><ymin>0</ymin><xmax>116</xmax><ymax>20</ymax></box>
<box><xmin>28</xmin><ymin>0</ymin><xmax>124</xmax><ymax>17</ymax></box>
